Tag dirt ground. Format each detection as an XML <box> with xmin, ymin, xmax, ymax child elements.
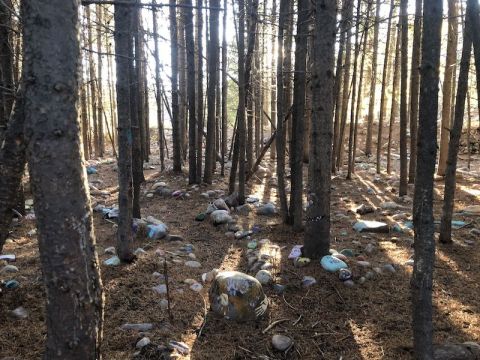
<box><xmin>1</xmin><ymin>127</ymin><xmax>480</xmax><ymax>360</ymax></box>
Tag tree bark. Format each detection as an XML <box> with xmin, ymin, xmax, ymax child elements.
<box><xmin>412</xmin><ymin>0</ymin><xmax>443</xmax><ymax>357</ymax></box>
<box><xmin>399</xmin><ymin>0</ymin><xmax>409</xmax><ymax>196</ymax></box>
<box><xmin>86</xmin><ymin>7</ymin><xmax>99</xmax><ymax>157</ymax></box>
<box><xmin>408</xmin><ymin>0</ymin><xmax>422</xmax><ymax>183</ymax></box>
<box><xmin>387</xmin><ymin>23</ymin><xmax>401</xmax><ymax>174</ymax></box>
<box><xmin>365</xmin><ymin>0</ymin><xmax>381</xmax><ymax>156</ymax></box>
<box><xmin>114</xmin><ymin>0</ymin><xmax>135</xmax><ymax>262</ymax></box>
<box><xmin>203</xmin><ymin>0</ymin><xmax>220</xmax><ymax>183</ymax></box>
<box><xmin>237</xmin><ymin>0</ymin><xmax>247</xmax><ymax>202</ymax></box>
<box><xmin>270</xmin><ymin>0</ymin><xmax>277</xmax><ymax>161</ymax></box>
<box><xmin>23</xmin><ymin>1</ymin><xmax>103</xmax><ymax>357</ymax></box>
<box><xmin>170</xmin><ymin>0</ymin><xmax>183</xmax><ymax>171</ymax></box>
<box><xmin>304</xmin><ymin>0</ymin><xmax>336</xmax><ymax>258</ymax></box>
<box><xmin>439</xmin><ymin>2</ymin><xmax>473</xmax><ymax>244</ymax></box>
<box><xmin>288</xmin><ymin>0</ymin><xmax>308</xmax><ymax>230</ymax></box>
<box><xmin>0</xmin><ymin>0</ymin><xmax>14</xmax><ymax>144</ymax></box>
<box><xmin>96</xmin><ymin>4</ymin><xmax>105</xmax><ymax>157</ymax></box>
<box><xmin>221</xmin><ymin>0</ymin><xmax>228</xmax><ymax>176</ymax></box>
<box><xmin>196</xmin><ymin>0</ymin><xmax>204</xmax><ymax>181</ymax></box>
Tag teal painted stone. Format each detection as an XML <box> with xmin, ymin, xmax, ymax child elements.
<box><xmin>321</xmin><ymin>255</ymin><xmax>348</xmax><ymax>272</ymax></box>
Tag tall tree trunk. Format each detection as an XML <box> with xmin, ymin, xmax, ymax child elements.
<box><xmin>221</xmin><ymin>0</ymin><xmax>228</xmax><ymax>176</ymax></box>
<box><xmin>86</xmin><ymin>7</ymin><xmax>99</xmax><ymax>157</ymax></box>
<box><xmin>376</xmin><ymin>0</ymin><xmax>395</xmax><ymax>174</ymax></box>
<box><xmin>412</xmin><ymin>0</ymin><xmax>442</xmax><ymax>357</ymax></box>
<box><xmin>408</xmin><ymin>0</ymin><xmax>422</xmax><ymax>183</ymax></box>
<box><xmin>185</xmin><ymin>0</ymin><xmax>197</xmax><ymax>184</ymax></box>
<box><xmin>270</xmin><ymin>0</ymin><xmax>277</xmax><ymax>161</ymax></box>
<box><xmin>276</xmin><ymin>0</ymin><xmax>290</xmax><ymax>222</ymax></box>
<box><xmin>196</xmin><ymin>0</ymin><xmax>204</xmax><ymax>181</ymax></box>
<box><xmin>23</xmin><ymin>1</ymin><xmax>103</xmax><ymax>357</ymax></box>
<box><xmin>399</xmin><ymin>0</ymin><xmax>409</xmax><ymax>196</ymax></box>
<box><xmin>204</xmin><ymin>0</ymin><xmax>220</xmax><ymax>183</ymax></box>
<box><xmin>437</xmin><ymin>0</ymin><xmax>458</xmax><ymax>176</ymax></box>
<box><xmin>237</xmin><ymin>0</ymin><xmax>247</xmax><ymax>202</ymax></box>
<box><xmin>365</xmin><ymin>0</ymin><xmax>381</xmax><ymax>156</ymax></box>
<box><xmin>288</xmin><ymin>0</ymin><xmax>308</xmax><ymax>231</ymax></box>
<box><xmin>439</xmin><ymin>2</ymin><xmax>473</xmax><ymax>244</ymax></box>
<box><xmin>96</xmin><ymin>4</ymin><xmax>105</xmax><ymax>157</ymax></box>
<box><xmin>178</xmin><ymin>1</ymin><xmax>188</xmax><ymax>160</ymax></box>
<box><xmin>387</xmin><ymin>23</ymin><xmax>400</xmax><ymax>174</ymax></box>
<box><xmin>304</xmin><ymin>0</ymin><xmax>336</xmax><ymax>258</ymax></box>
<box><xmin>336</xmin><ymin>0</ymin><xmax>353</xmax><ymax>170</ymax></box>
<box><xmin>170</xmin><ymin>0</ymin><xmax>182</xmax><ymax>171</ymax></box>
<box><xmin>114</xmin><ymin>0</ymin><xmax>135</xmax><ymax>262</ymax></box>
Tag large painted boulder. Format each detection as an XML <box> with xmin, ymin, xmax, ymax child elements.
<box><xmin>209</xmin><ymin>271</ymin><xmax>268</xmax><ymax>322</ymax></box>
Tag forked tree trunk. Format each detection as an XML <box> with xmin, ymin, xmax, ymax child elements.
<box><xmin>412</xmin><ymin>0</ymin><xmax>442</xmax><ymax>357</ymax></box>
<box><xmin>23</xmin><ymin>1</ymin><xmax>103</xmax><ymax>357</ymax></box>
<box><xmin>304</xmin><ymin>0</ymin><xmax>336</xmax><ymax>258</ymax></box>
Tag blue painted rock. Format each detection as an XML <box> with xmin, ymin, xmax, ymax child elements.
<box><xmin>321</xmin><ymin>255</ymin><xmax>348</xmax><ymax>272</ymax></box>
<box><xmin>209</xmin><ymin>271</ymin><xmax>268</xmax><ymax>322</ymax></box>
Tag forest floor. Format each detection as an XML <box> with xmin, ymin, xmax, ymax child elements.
<box><xmin>1</xmin><ymin>129</ymin><xmax>480</xmax><ymax>360</ymax></box>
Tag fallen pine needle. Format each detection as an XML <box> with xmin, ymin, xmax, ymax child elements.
<box><xmin>262</xmin><ymin>318</ymin><xmax>290</xmax><ymax>334</ymax></box>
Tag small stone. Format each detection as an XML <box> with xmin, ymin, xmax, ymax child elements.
<box><xmin>188</xmin><ymin>253</ymin><xmax>196</xmax><ymax>259</ymax></box>
<box><xmin>103</xmin><ymin>256</ymin><xmax>120</xmax><ymax>266</ymax></box>
<box><xmin>195</xmin><ymin>213</ymin><xmax>206</xmax><ymax>221</ymax></box>
<box><xmin>11</xmin><ymin>306</ymin><xmax>28</xmax><ymax>319</ymax></box>
<box><xmin>152</xmin><ymin>271</ymin><xmax>164</xmax><ymax>279</ymax></box>
<box><xmin>168</xmin><ymin>234</ymin><xmax>184</xmax><ymax>242</ymax></box>
<box><xmin>365</xmin><ymin>271</ymin><xmax>375</xmax><ymax>280</ymax></box>
<box><xmin>147</xmin><ymin>223</ymin><xmax>168</xmax><ymax>240</ymax></box>
<box><xmin>383</xmin><ymin>264</ymin><xmax>396</xmax><ymax>273</ymax></box>
<box><xmin>169</xmin><ymin>341</ymin><xmax>190</xmax><ymax>355</ymax></box>
<box><xmin>343</xmin><ymin>280</ymin><xmax>355</xmax><ymax>287</ymax></box>
<box><xmin>358</xmin><ymin>277</ymin><xmax>366</xmax><ymax>284</ymax></box>
<box><xmin>247</xmin><ymin>240</ymin><xmax>257</xmax><ymax>249</ymax></box>
<box><xmin>136</xmin><ymin>337</ymin><xmax>151</xmax><ymax>349</ymax></box>
<box><xmin>332</xmin><ymin>253</ymin><xmax>348</xmax><ymax>261</ymax></box>
<box><xmin>339</xmin><ymin>268</ymin><xmax>352</xmax><ymax>281</ymax></box>
<box><xmin>340</xmin><ymin>249</ymin><xmax>355</xmax><ymax>257</ymax></box>
<box><xmin>364</xmin><ymin>243</ymin><xmax>376</xmax><ymax>254</ymax></box>
<box><xmin>273</xmin><ymin>284</ymin><xmax>286</xmax><ymax>294</ymax></box>
<box><xmin>159</xmin><ymin>299</ymin><xmax>169</xmax><ymax>310</ymax></box>
<box><xmin>236</xmin><ymin>204</ymin><xmax>252</xmax><ymax>215</ymax></box>
<box><xmin>392</xmin><ymin>212</ymin><xmax>409</xmax><ymax>221</ymax></box>
<box><xmin>255</xmin><ymin>269</ymin><xmax>272</xmax><ymax>285</ymax></box>
<box><xmin>246</xmin><ymin>197</ymin><xmax>259</xmax><ymax>203</ymax></box>
<box><xmin>152</xmin><ymin>284</ymin><xmax>167</xmax><ymax>295</ymax></box>
<box><xmin>272</xmin><ymin>334</ymin><xmax>293</xmax><ymax>351</ymax></box>
<box><xmin>235</xmin><ymin>230</ymin><xmax>253</xmax><ymax>239</ymax></box>
<box><xmin>104</xmin><ymin>246</ymin><xmax>116</xmax><ymax>255</ymax></box>
<box><xmin>261</xmin><ymin>262</ymin><xmax>273</xmax><ymax>270</ymax></box>
<box><xmin>184</xmin><ymin>278</ymin><xmax>197</xmax><ymax>285</ymax></box>
<box><xmin>321</xmin><ymin>255</ymin><xmax>348</xmax><ymax>272</ymax></box>
<box><xmin>152</xmin><ymin>181</ymin><xmax>167</xmax><ymax>190</ymax></box>
<box><xmin>1</xmin><ymin>265</ymin><xmax>19</xmax><ymax>273</ymax></box>
<box><xmin>4</xmin><ymin>279</ymin><xmax>19</xmax><ymax>289</ymax></box>
<box><xmin>380</xmin><ymin>201</ymin><xmax>403</xmax><ymax>210</ymax></box>
<box><xmin>185</xmin><ymin>261</ymin><xmax>202</xmax><ymax>268</ymax></box>
<box><xmin>146</xmin><ymin>193</ymin><xmax>154</xmax><ymax>199</ymax></box>
<box><xmin>213</xmin><ymin>198</ymin><xmax>229</xmax><ymax>211</ymax></box>
<box><xmin>355</xmin><ymin>204</ymin><xmax>374</xmax><ymax>215</ymax></box>
<box><xmin>404</xmin><ymin>259</ymin><xmax>414</xmax><ymax>266</ymax></box>
<box><xmin>201</xmin><ymin>269</ymin><xmax>219</xmax><ymax>283</ymax></box>
<box><xmin>121</xmin><ymin>323</ymin><xmax>154</xmax><ymax>331</ymax></box>
<box><xmin>189</xmin><ymin>282</ymin><xmax>203</xmax><ymax>292</ymax></box>
<box><xmin>353</xmin><ymin>220</ymin><xmax>389</xmax><ymax>233</ymax></box>
<box><xmin>302</xmin><ymin>276</ymin><xmax>317</xmax><ymax>287</ymax></box>
<box><xmin>356</xmin><ymin>261</ymin><xmax>371</xmax><ymax>268</ymax></box>
<box><xmin>134</xmin><ymin>248</ymin><xmax>146</xmax><ymax>256</ymax></box>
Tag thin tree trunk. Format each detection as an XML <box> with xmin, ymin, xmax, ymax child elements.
<box><xmin>114</xmin><ymin>0</ymin><xmax>135</xmax><ymax>262</ymax></box>
<box><xmin>0</xmin><ymin>0</ymin><xmax>14</xmax><ymax>144</ymax></box>
<box><xmin>178</xmin><ymin>1</ymin><xmax>188</xmax><ymax>160</ymax></box>
<box><xmin>437</xmin><ymin>0</ymin><xmax>458</xmax><ymax>176</ymax></box>
<box><xmin>288</xmin><ymin>0</ymin><xmax>308</xmax><ymax>230</ymax></box>
<box><xmin>170</xmin><ymin>0</ymin><xmax>182</xmax><ymax>171</ymax></box>
<box><xmin>412</xmin><ymin>0</ymin><xmax>442</xmax><ymax>357</ymax></box>
<box><xmin>237</xmin><ymin>0</ymin><xmax>247</xmax><ymax>201</ymax></box>
<box><xmin>185</xmin><ymin>0</ymin><xmax>197</xmax><ymax>184</ymax></box>
<box><xmin>221</xmin><ymin>0</ymin><xmax>228</xmax><ymax>176</ymax></box>
<box><xmin>376</xmin><ymin>0</ymin><xmax>395</xmax><ymax>174</ymax></box>
<box><xmin>399</xmin><ymin>0</ymin><xmax>409</xmax><ymax>196</ymax></box>
<box><xmin>96</xmin><ymin>4</ymin><xmax>105</xmax><ymax>157</ymax></box>
<box><xmin>304</xmin><ymin>0</ymin><xmax>336</xmax><ymax>258</ymax></box>
<box><xmin>439</xmin><ymin>24</ymin><xmax>471</xmax><ymax>244</ymax></box>
<box><xmin>204</xmin><ymin>0</ymin><xmax>220</xmax><ymax>183</ymax></box>
<box><xmin>86</xmin><ymin>7</ymin><xmax>99</xmax><ymax>157</ymax></box>
<box><xmin>408</xmin><ymin>0</ymin><xmax>422</xmax><ymax>183</ymax></box>
<box><xmin>196</xmin><ymin>0</ymin><xmax>204</xmax><ymax>181</ymax></box>
<box><xmin>276</xmin><ymin>0</ymin><xmax>290</xmax><ymax>222</ymax></box>
<box><xmin>270</xmin><ymin>0</ymin><xmax>277</xmax><ymax>161</ymax></box>
<box><xmin>387</xmin><ymin>23</ymin><xmax>400</xmax><ymax>174</ymax></box>
<box><xmin>23</xmin><ymin>1</ymin><xmax>103</xmax><ymax>357</ymax></box>
<box><xmin>365</xmin><ymin>0</ymin><xmax>381</xmax><ymax>156</ymax></box>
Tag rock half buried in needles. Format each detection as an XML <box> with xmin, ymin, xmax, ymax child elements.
<box><xmin>209</xmin><ymin>271</ymin><xmax>268</xmax><ymax>322</ymax></box>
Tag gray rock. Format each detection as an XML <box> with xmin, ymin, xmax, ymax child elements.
<box><xmin>236</xmin><ymin>204</ymin><xmax>252</xmax><ymax>215</ymax></box>
<box><xmin>382</xmin><ymin>264</ymin><xmax>396</xmax><ymax>273</ymax></box>
<box><xmin>160</xmin><ymin>299</ymin><xmax>169</xmax><ymax>310</ymax></box>
<box><xmin>302</xmin><ymin>276</ymin><xmax>317</xmax><ymax>287</ymax></box>
<box><xmin>152</xmin><ymin>284</ymin><xmax>167</xmax><ymax>295</ymax></box>
<box><xmin>257</xmin><ymin>203</ymin><xmax>277</xmax><ymax>216</ymax></box>
<box><xmin>185</xmin><ymin>260</ymin><xmax>202</xmax><ymax>268</ymax></box>
<box><xmin>11</xmin><ymin>306</ymin><xmax>28</xmax><ymax>319</ymax></box>
<box><xmin>210</xmin><ymin>210</ymin><xmax>232</xmax><ymax>225</ymax></box>
<box><xmin>104</xmin><ymin>246</ymin><xmax>116</xmax><ymax>255</ymax></box>
<box><xmin>1</xmin><ymin>265</ymin><xmax>19</xmax><ymax>273</ymax></box>
<box><xmin>235</xmin><ymin>230</ymin><xmax>253</xmax><ymax>239</ymax></box>
<box><xmin>213</xmin><ymin>198</ymin><xmax>229</xmax><ymax>211</ymax></box>
<box><xmin>103</xmin><ymin>256</ymin><xmax>120</xmax><ymax>266</ymax></box>
<box><xmin>225</xmin><ymin>192</ymin><xmax>239</xmax><ymax>208</ymax></box>
<box><xmin>255</xmin><ymin>270</ymin><xmax>272</xmax><ymax>285</ymax></box>
<box><xmin>272</xmin><ymin>334</ymin><xmax>293</xmax><ymax>351</ymax></box>
<box><xmin>136</xmin><ymin>337</ymin><xmax>151</xmax><ymax>349</ymax></box>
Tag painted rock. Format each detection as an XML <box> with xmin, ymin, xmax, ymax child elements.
<box><xmin>209</xmin><ymin>271</ymin><xmax>268</xmax><ymax>322</ymax></box>
<box><xmin>320</xmin><ymin>255</ymin><xmax>348</xmax><ymax>272</ymax></box>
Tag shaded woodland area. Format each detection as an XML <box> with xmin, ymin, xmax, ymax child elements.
<box><xmin>1</xmin><ymin>0</ymin><xmax>480</xmax><ymax>358</ymax></box>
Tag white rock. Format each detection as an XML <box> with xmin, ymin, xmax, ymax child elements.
<box><xmin>185</xmin><ymin>261</ymin><xmax>202</xmax><ymax>268</ymax></box>
<box><xmin>11</xmin><ymin>306</ymin><xmax>28</xmax><ymax>319</ymax></box>
<box><xmin>152</xmin><ymin>284</ymin><xmax>167</xmax><ymax>295</ymax></box>
<box><xmin>272</xmin><ymin>334</ymin><xmax>293</xmax><ymax>351</ymax></box>
<box><xmin>190</xmin><ymin>282</ymin><xmax>203</xmax><ymax>292</ymax></box>
<box><xmin>104</xmin><ymin>246</ymin><xmax>116</xmax><ymax>255</ymax></box>
<box><xmin>160</xmin><ymin>299</ymin><xmax>169</xmax><ymax>310</ymax></box>
<box><xmin>255</xmin><ymin>269</ymin><xmax>273</xmax><ymax>285</ymax></box>
<box><xmin>210</xmin><ymin>210</ymin><xmax>232</xmax><ymax>225</ymax></box>
<box><xmin>136</xmin><ymin>337</ymin><xmax>151</xmax><ymax>349</ymax></box>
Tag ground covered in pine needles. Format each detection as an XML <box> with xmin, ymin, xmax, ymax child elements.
<box><xmin>1</xmin><ymin>141</ymin><xmax>480</xmax><ymax>360</ymax></box>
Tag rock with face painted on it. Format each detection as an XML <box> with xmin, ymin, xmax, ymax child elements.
<box><xmin>209</xmin><ymin>271</ymin><xmax>268</xmax><ymax>322</ymax></box>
